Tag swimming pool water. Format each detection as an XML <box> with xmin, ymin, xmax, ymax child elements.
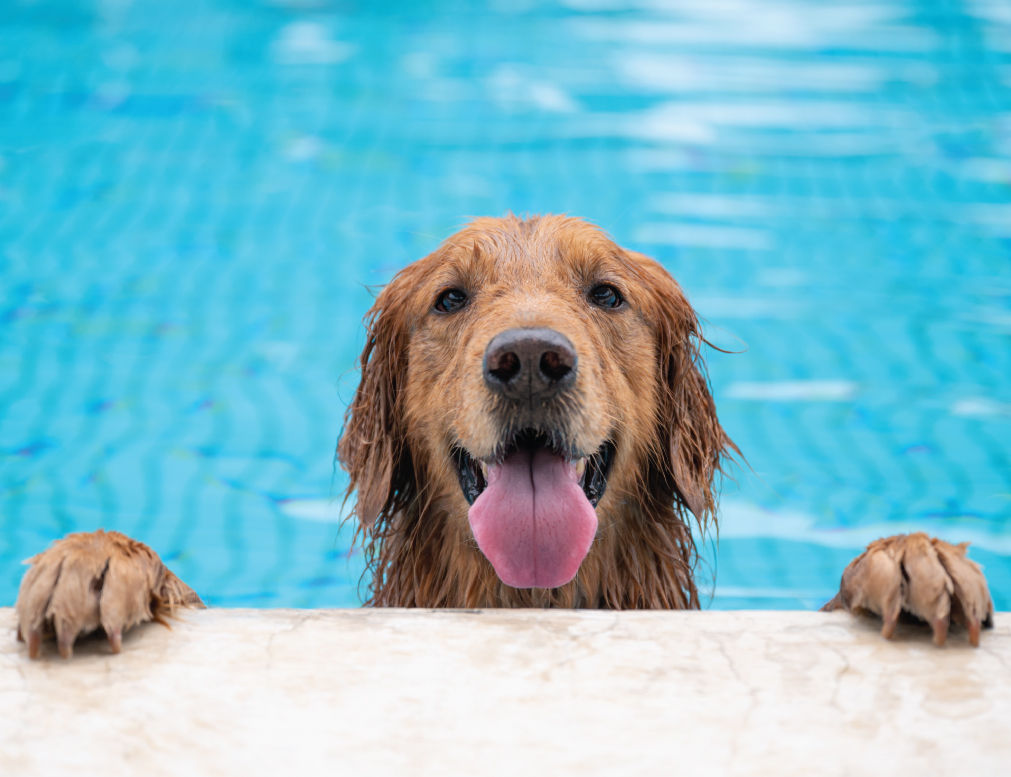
<box><xmin>2</xmin><ymin>0</ymin><xmax>1009</xmax><ymax>610</ymax></box>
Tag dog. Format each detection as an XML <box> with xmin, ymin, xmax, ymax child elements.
<box><xmin>14</xmin><ymin>215</ymin><xmax>994</xmax><ymax>658</ymax></box>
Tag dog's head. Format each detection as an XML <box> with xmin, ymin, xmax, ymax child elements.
<box><xmin>339</xmin><ymin>215</ymin><xmax>732</xmax><ymax>593</ymax></box>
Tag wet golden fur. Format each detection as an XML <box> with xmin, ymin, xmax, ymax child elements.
<box><xmin>13</xmin><ymin>216</ymin><xmax>995</xmax><ymax>658</ymax></box>
<box><xmin>338</xmin><ymin>215</ymin><xmax>736</xmax><ymax>608</ymax></box>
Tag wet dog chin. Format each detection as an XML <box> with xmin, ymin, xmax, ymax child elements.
<box><xmin>467</xmin><ymin>447</ymin><xmax>597</xmax><ymax>589</ymax></box>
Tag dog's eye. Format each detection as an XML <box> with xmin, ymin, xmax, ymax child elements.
<box><xmin>434</xmin><ymin>288</ymin><xmax>469</xmax><ymax>314</ymax></box>
<box><xmin>588</xmin><ymin>284</ymin><xmax>623</xmax><ymax>309</ymax></box>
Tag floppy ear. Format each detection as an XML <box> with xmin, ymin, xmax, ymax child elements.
<box><xmin>337</xmin><ymin>266</ymin><xmax>421</xmax><ymax>527</ymax></box>
<box><xmin>630</xmin><ymin>252</ymin><xmax>735</xmax><ymax>521</ymax></box>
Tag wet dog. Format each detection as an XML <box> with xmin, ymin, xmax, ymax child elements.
<box><xmin>340</xmin><ymin>214</ymin><xmax>733</xmax><ymax>608</ymax></box>
<box><xmin>14</xmin><ymin>215</ymin><xmax>993</xmax><ymax>656</ymax></box>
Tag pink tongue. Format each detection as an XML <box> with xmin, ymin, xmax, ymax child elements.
<box><xmin>468</xmin><ymin>448</ymin><xmax>597</xmax><ymax>588</ymax></box>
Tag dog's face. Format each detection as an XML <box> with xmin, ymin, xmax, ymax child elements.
<box><xmin>340</xmin><ymin>215</ymin><xmax>729</xmax><ymax>595</ymax></box>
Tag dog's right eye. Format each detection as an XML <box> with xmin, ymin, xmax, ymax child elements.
<box><xmin>588</xmin><ymin>284</ymin><xmax>623</xmax><ymax>309</ymax></box>
<box><xmin>434</xmin><ymin>288</ymin><xmax>469</xmax><ymax>314</ymax></box>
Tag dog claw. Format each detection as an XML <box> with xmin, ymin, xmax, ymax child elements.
<box><xmin>931</xmin><ymin>617</ymin><xmax>948</xmax><ymax>647</ymax></box>
<box><xmin>968</xmin><ymin>621</ymin><xmax>981</xmax><ymax>648</ymax></box>
<box><xmin>106</xmin><ymin>628</ymin><xmax>123</xmax><ymax>654</ymax></box>
<box><xmin>880</xmin><ymin>611</ymin><xmax>898</xmax><ymax>640</ymax></box>
<box><xmin>27</xmin><ymin>629</ymin><xmax>42</xmax><ymax>660</ymax></box>
<box><xmin>57</xmin><ymin>629</ymin><xmax>75</xmax><ymax>660</ymax></box>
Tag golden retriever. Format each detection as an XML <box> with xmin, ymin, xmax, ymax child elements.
<box><xmin>340</xmin><ymin>214</ymin><xmax>733</xmax><ymax>609</ymax></box>
<box><xmin>14</xmin><ymin>215</ymin><xmax>993</xmax><ymax>657</ymax></box>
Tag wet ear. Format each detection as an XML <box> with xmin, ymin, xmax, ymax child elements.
<box><xmin>631</xmin><ymin>252</ymin><xmax>734</xmax><ymax>520</ymax></box>
<box><xmin>337</xmin><ymin>268</ymin><xmax>419</xmax><ymax>527</ymax></box>
<box><xmin>666</xmin><ymin>349</ymin><xmax>725</xmax><ymax>519</ymax></box>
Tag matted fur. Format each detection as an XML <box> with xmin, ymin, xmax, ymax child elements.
<box><xmin>338</xmin><ymin>215</ymin><xmax>738</xmax><ymax>609</ymax></box>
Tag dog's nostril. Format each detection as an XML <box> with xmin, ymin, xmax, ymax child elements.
<box><xmin>539</xmin><ymin>350</ymin><xmax>572</xmax><ymax>383</ymax></box>
<box><xmin>489</xmin><ymin>351</ymin><xmax>521</xmax><ymax>384</ymax></box>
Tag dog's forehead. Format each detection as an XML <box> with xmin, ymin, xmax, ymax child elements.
<box><xmin>435</xmin><ymin>215</ymin><xmax>626</xmax><ymax>287</ymax></box>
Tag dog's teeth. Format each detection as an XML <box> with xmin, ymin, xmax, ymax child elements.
<box><xmin>478</xmin><ymin>462</ymin><xmax>488</xmax><ymax>479</ymax></box>
<box><xmin>575</xmin><ymin>458</ymin><xmax>587</xmax><ymax>480</ymax></box>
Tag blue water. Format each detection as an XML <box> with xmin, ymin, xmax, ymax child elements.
<box><xmin>2</xmin><ymin>0</ymin><xmax>1009</xmax><ymax>610</ymax></box>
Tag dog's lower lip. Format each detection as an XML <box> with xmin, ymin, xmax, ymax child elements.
<box><xmin>452</xmin><ymin>434</ymin><xmax>614</xmax><ymax>507</ymax></box>
<box><xmin>452</xmin><ymin>447</ymin><xmax>487</xmax><ymax>505</ymax></box>
<box><xmin>580</xmin><ymin>440</ymin><xmax>614</xmax><ymax>507</ymax></box>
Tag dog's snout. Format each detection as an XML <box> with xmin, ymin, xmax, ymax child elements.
<box><xmin>483</xmin><ymin>328</ymin><xmax>577</xmax><ymax>400</ymax></box>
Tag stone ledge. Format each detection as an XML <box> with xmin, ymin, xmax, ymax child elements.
<box><xmin>1</xmin><ymin>608</ymin><xmax>1007</xmax><ymax>776</ymax></box>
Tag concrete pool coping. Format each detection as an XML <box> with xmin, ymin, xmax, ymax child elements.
<box><xmin>1</xmin><ymin>607</ymin><xmax>1007</xmax><ymax>776</ymax></box>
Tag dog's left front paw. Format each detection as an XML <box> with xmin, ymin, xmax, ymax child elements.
<box><xmin>823</xmin><ymin>532</ymin><xmax>994</xmax><ymax>646</ymax></box>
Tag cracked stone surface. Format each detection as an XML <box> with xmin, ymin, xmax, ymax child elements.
<box><xmin>1</xmin><ymin>608</ymin><xmax>1007</xmax><ymax>776</ymax></box>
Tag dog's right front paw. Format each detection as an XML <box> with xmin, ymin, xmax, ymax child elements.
<box><xmin>15</xmin><ymin>530</ymin><xmax>203</xmax><ymax>659</ymax></box>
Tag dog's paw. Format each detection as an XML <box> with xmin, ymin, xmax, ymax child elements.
<box><xmin>823</xmin><ymin>533</ymin><xmax>994</xmax><ymax>646</ymax></box>
<box><xmin>15</xmin><ymin>530</ymin><xmax>203</xmax><ymax>659</ymax></box>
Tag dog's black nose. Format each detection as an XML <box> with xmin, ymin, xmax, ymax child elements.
<box><xmin>483</xmin><ymin>327</ymin><xmax>577</xmax><ymax>401</ymax></box>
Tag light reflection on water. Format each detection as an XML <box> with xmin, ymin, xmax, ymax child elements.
<box><xmin>0</xmin><ymin>0</ymin><xmax>1008</xmax><ymax>610</ymax></box>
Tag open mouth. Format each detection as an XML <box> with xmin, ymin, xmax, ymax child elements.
<box><xmin>452</xmin><ymin>430</ymin><xmax>616</xmax><ymax>589</ymax></box>
<box><xmin>452</xmin><ymin>430</ymin><xmax>616</xmax><ymax>508</ymax></box>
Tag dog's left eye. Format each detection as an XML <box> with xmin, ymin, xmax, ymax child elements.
<box><xmin>588</xmin><ymin>284</ymin><xmax>623</xmax><ymax>309</ymax></box>
<box><xmin>434</xmin><ymin>288</ymin><xmax>469</xmax><ymax>313</ymax></box>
